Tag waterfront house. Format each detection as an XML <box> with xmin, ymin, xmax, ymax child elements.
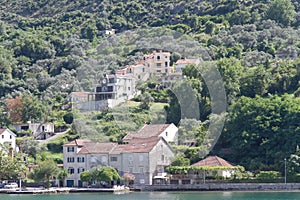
<box><xmin>191</xmin><ymin>156</ymin><xmax>236</xmax><ymax>179</ymax></box>
<box><xmin>63</xmin><ymin>136</ymin><xmax>174</xmax><ymax>187</ymax></box>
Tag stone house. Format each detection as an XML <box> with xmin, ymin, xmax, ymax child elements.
<box><xmin>12</xmin><ymin>122</ymin><xmax>55</xmax><ymax>140</ymax></box>
<box><xmin>63</xmin><ymin>136</ymin><xmax>174</xmax><ymax>187</ymax></box>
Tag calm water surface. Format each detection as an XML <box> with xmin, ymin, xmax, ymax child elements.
<box><xmin>1</xmin><ymin>191</ymin><xmax>300</xmax><ymax>200</ymax></box>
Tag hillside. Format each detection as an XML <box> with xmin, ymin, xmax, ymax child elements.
<box><xmin>0</xmin><ymin>0</ymin><xmax>300</xmax><ymax>173</ymax></box>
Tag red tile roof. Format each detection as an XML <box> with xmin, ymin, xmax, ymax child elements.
<box><xmin>71</xmin><ymin>92</ymin><xmax>89</xmax><ymax>97</ymax></box>
<box><xmin>78</xmin><ymin>142</ymin><xmax>117</xmax><ymax>154</ymax></box>
<box><xmin>116</xmin><ymin>136</ymin><xmax>161</xmax><ymax>153</ymax></box>
<box><xmin>192</xmin><ymin>156</ymin><xmax>234</xmax><ymax>167</ymax></box>
<box><xmin>0</xmin><ymin>128</ymin><xmax>16</xmax><ymax>136</ymax></box>
<box><xmin>122</xmin><ymin>124</ymin><xmax>170</xmax><ymax>141</ymax></box>
<box><xmin>0</xmin><ymin>128</ymin><xmax>6</xmax><ymax>134</ymax></box>
<box><xmin>175</xmin><ymin>59</ymin><xmax>198</xmax><ymax>65</ymax></box>
<box><xmin>63</xmin><ymin>139</ymin><xmax>91</xmax><ymax>147</ymax></box>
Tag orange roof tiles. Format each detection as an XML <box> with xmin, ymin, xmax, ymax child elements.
<box><xmin>192</xmin><ymin>156</ymin><xmax>234</xmax><ymax>167</ymax></box>
<box><xmin>122</xmin><ymin>124</ymin><xmax>170</xmax><ymax>141</ymax></box>
<box><xmin>175</xmin><ymin>59</ymin><xmax>198</xmax><ymax>65</ymax></box>
<box><xmin>78</xmin><ymin>142</ymin><xmax>117</xmax><ymax>154</ymax></box>
<box><xmin>117</xmin><ymin>136</ymin><xmax>161</xmax><ymax>153</ymax></box>
<box><xmin>71</xmin><ymin>92</ymin><xmax>89</xmax><ymax>97</ymax></box>
<box><xmin>63</xmin><ymin>139</ymin><xmax>91</xmax><ymax>147</ymax></box>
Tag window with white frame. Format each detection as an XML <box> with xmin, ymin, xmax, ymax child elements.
<box><xmin>68</xmin><ymin>167</ymin><xmax>74</xmax><ymax>174</ymax></box>
<box><xmin>67</xmin><ymin>147</ymin><xmax>75</xmax><ymax>152</ymax></box>
<box><xmin>110</xmin><ymin>157</ymin><xmax>118</xmax><ymax>162</ymax></box>
<box><xmin>77</xmin><ymin>167</ymin><xmax>85</xmax><ymax>173</ymax></box>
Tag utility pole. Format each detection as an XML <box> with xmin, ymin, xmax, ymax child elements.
<box><xmin>284</xmin><ymin>158</ymin><xmax>287</xmax><ymax>184</ymax></box>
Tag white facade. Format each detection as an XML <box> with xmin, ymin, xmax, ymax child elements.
<box><xmin>0</xmin><ymin>128</ymin><xmax>16</xmax><ymax>151</ymax></box>
<box><xmin>92</xmin><ymin>74</ymin><xmax>136</xmax><ymax>110</ymax></box>
<box><xmin>12</xmin><ymin>122</ymin><xmax>55</xmax><ymax>140</ymax></box>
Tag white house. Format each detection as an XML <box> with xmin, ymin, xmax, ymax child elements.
<box><xmin>0</xmin><ymin>128</ymin><xmax>16</xmax><ymax>151</ymax></box>
<box><xmin>90</xmin><ymin>74</ymin><xmax>137</xmax><ymax>110</ymax></box>
<box><xmin>122</xmin><ymin>123</ymin><xmax>178</xmax><ymax>144</ymax></box>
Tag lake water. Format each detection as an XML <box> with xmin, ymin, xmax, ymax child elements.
<box><xmin>1</xmin><ymin>191</ymin><xmax>300</xmax><ymax>200</ymax></box>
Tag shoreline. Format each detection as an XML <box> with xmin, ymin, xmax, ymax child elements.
<box><xmin>134</xmin><ymin>183</ymin><xmax>300</xmax><ymax>192</ymax></box>
<box><xmin>2</xmin><ymin>183</ymin><xmax>300</xmax><ymax>194</ymax></box>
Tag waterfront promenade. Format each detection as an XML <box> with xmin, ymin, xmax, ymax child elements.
<box><xmin>134</xmin><ymin>183</ymin><xmax>300</xmax><ymax>191</ymax></box>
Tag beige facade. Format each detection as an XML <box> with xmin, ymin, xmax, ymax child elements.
<box><xmin>143</xmin><ymin>51</ymin><xmax>172</xmax><ymax>76</ymax></box>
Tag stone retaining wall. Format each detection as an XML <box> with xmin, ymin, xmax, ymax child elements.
<box><xmin>134</xmin><ymin>183</ymin><xmax>300</xmax><ymax>191</ymax></box>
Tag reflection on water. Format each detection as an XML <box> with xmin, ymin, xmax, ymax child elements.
<box><xmin>2</xmin><ymin>191</ymin><xmax>300</xmax><ymax>200</ymax></box>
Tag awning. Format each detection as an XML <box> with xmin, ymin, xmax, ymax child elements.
<box><xmin>153</xmin><ymin>175</ymin><xmax>169</xmax><ymax>179</ymax></box>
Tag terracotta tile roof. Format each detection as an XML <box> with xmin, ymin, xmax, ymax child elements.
<box><xmin>192</xmin><ymin>156</ymin><xmax>234</xmax><ymax>167</ymax></box>
<box><xmin>0</xmin><ymin>128</ymin><xmax>16</xmax><ymax>136</ymax></box>
<box><xmin>71</xmin><ymin>92</ymin><xmax>89</xmax><ymax>97</ymax></box>
<box><xmin>63</xmin><ymin>139</ymin><xmax>91</xmax><ymax>147</ymax></box>
<box><xmin>114</xmin><ymin>136</ymin><xmax>161</xmax><ymax>153</ymax></box>
<box><xmin>0</xmin><ymin>128</ymin><xmax>6</xmax><ymax>134</ymax></box>
<box><xmin>122</xmin><ymin>124</ymin><xmax>170</xmax><ymax>141</ymax></box>
<box><xmin>78</xmin><ymin>142</ymin><xmax>118</xmax><ymax>154</ymax></box>
<box><xmin>175</xmin><ymin>59</ymin><xmax>198</xmax><ymax>65</ymax></box>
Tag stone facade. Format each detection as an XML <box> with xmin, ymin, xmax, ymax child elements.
<box><xmin>63</xmin><ymin>137</ymin><xmax>174</xmax><ymax>187</ymax></box>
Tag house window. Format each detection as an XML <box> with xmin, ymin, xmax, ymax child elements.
<box><xmin>110</xmin><ymin>157</ymin><xmax>118</xmax><ymax>162</ymax></box>
<box><xmin>67</xmin><ymin>147</ymin><xmax>75</xmax><ymax>152</ymax></box>
<box><xmin>68</xmin><ymin>167</ymin><xmax>74</xmax><ymax>174</ymax></box>
<box><xmin>128</xmin><ymin>155</ymin><xmax>133</xmax><ymax>161</ymax></box>
<box><xmin>157</xmin><ymin>63</ymin><xmax>161</xmax><ymax>67</ymax></box>
<box><xmin>157</xmin><ymin>56</ymin><xmax>160</xmax><ymax>60</ymax></box>
<box><xmin>165</xmin><ymin>62</ymin><xmax>168</xmax><ymax>67</ymax></box>
<box><xmin>10</xmin><ymin>135</ymin><xmax>12</xmax><ymax>139</ymax></box>
<box><xmin>78</xmin><ymin>168</ymin><xmax>85</xmax><ymax>173</ymax></box>
<box><xmin>77</xmin><ymin>157</ymin><xmax>85</xmax><ymax>163</ymax></box>
<box><xmin>67</xmin><ymin>157</ymin><xmax>75</xmax><ymax>163</ymax></box>
<box><xmin>139</xmin><ymin>155</ymin><xmax>143</xmax><ymax>162</ymax></box>
<box><xmin>142</xmin><ymin>68</ymin><xmax>145</xmax><ymax>72</ymax></box>
<box><xmin>128</xmin><ymin>87</ymin><xmax>130</xmax><ymax>91</ymax></box>
<box><xmin>165</xmin><ymin>132</ymin><xmax>168</xmax><ymax>137</ymax></box>
<box><xmin>102</xmin><ymin>156</ymin><xmax>107</xmax><ymax>163</ymax></box>
<box><xmin>129</xmin><ymin>167</ymin><xmax>133</xmax><ymax>173</ymax></box>
<box><xmin>139</xmin><ymin>167</ymin><xmax>144</xmax><ymax>173</ymax></box>
<box><xmin>161</xmin><ymin>155</ymin><xmax>165</xmax><ymax>162</ymax></box>
<box><xmin>1</xmin><ymin>135</ymin><xmax>4</xmax><ymax>139</ymax></box>
<box><xmin>139</xmin><ymin>179</ymin><xmax>145</xmax><ymax>184</ymax></box>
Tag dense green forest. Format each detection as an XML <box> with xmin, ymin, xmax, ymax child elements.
<box><xmin>0</xmin><ymin>0</ymin><xmax>300</xmax><ymax>175</ymax></box>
